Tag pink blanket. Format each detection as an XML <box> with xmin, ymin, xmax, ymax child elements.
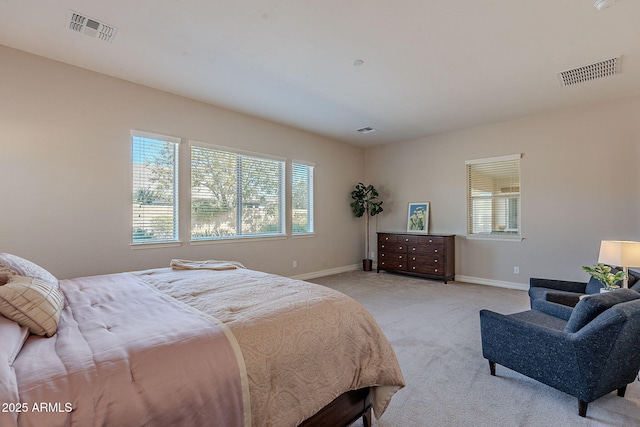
<box><xmin>10</xmin><ymin>273</ymin><xmax>248</xmax><ymax>427</ymax></box>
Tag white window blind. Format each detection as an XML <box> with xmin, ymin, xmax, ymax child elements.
<box><xmin>292</xmin><ymin>162</ymin><xmax>314</xmax><ymax>234</ymax></box>
<box><xmin>132</xmin><ymin>131</ymin><xmax>179</xmax><ymax>244</ymax></box>
<box><xmin>466</xmin><ymin>154</ymin><xmax>521</xmax><ymax>239</ymax></box>
<box><xmin>191</xmin><ymin>143</ymin><xmax>285</xmax><ymax>240</ymax></box>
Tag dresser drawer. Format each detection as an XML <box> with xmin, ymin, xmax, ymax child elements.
<box><xmin>397</xmin><ymin>235</ymin><xmax>418</xmax><ymax>244</ymax></box>
<box><xmin>378</xmin><ymin>259</ymin><xmax>407</xmax><ymax>271</ymax></box>
<box><xmin>418</xmin><ymin>236</ymin><xmax>445</xmax><ymax>245</ymax></box>
<box><xmin>380</xmin><ymin>252</ymin><xmax>408</xmax><ymax>262</ymax></box>
<box><xmin>379</xmin><ymin>243</ymin><xmax>409</xmax><ymax>253</ymax></box>
<box><xmin>409</xmin><ymin>254</ymin><xmax>443</xmax><ymax>265</ymax></box>
<box><xmin>408</xmin><ymin>264</ymin><xmax>444</xmax><ymax>276</ymax></box>
<box><xmin>378</xmin><ymin>234</ymin><xmax>398</xmax><ymax>243</ymax></box>
<box><xmin>408</xmin><ymin>244</ymin><xmax>444</xmax><ymax>255</ymax></box>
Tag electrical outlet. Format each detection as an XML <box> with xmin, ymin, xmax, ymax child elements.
<box><xmin>293</xmin><ymin>260</ymin><xmax>297</xmax><ymax>268</ymax></box>
<box><xmin>513</xmin><ymin>266</ymin><xmax>520</xmax><ymax>274</ymax></box>
<box><xmin>370</xmin><ymin>251</ymin><xmax>375</xmax><ymax>259</ymax></box>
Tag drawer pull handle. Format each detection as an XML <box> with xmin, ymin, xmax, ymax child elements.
<box><xmin>381</xmin><ymin>245</ymin><xmax>385</xmax><ymax>249</ymax></box>
<box><xmin>412</xmin><ymin>248</ymin><xmax>416</xmax><ymax>251</ymax></box>
<box><xmin>399</xmin><ymin>265</ymin><xmax>403</xmax><ymax>268</ymax></box>
<box><xmin>381</xmin><ymin>254</ymin><xmax>385</xmax><ymax>257</ymax></box>
<box><xmin>399</xmin><ymin>246</ymin><xmax>403</xmax><ymax>250</ymax></box>
<box><xmin>399</xmin><ymin>256</ymin><xmax>403</xmax><ymax>259</ymax></box>
<box><xmin>412</xmin><ymin>257</ymin><xmax>416</xmax><ymax>261</ymax></box>
<box><xmin>434</xmin><ymin>259</ymin><xmax>438</xmax><ymax>263</ymax></box>
<box><xmin>405</xmin><ymin>238</ymin><xmax>409</xmax><ymax>242</ymax></box>
<box><xmin>385</xmin><ymin>237</ymin><xmax>389</xmax><ymax>241</ymax></box>
<box><xmin>412</xmin><ymin>267</ymin><xmax>416</xmax><ymax>270</ymax></box>
<box><xmin>435</xmin><ymin>269</ymin><xmax>438</xmax><ymax>272</ymax></box>
<box><xmin>434</xmin><ymin>249</ymin><xmax>438</xmax><ymax>253</ymax></box>
<box><xmin>429</xmin><ymin>239</ymin><xmax>433</xmax><ymax>243</ymax></box>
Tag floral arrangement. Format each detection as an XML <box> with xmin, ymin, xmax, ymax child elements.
<box><xmin>582</xmin><ymin>263</ymin><xmax>625</xmax><ymax>290</ymax></box>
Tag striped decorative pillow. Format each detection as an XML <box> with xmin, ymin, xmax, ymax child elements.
<box><xmin>0</xmin><ymin>276</ymin><xmax>64</xmax><ymax>337</ymax></box>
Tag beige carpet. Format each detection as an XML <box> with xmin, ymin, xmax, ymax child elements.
<box><xmin>309</xmin><ymin>271</ymin><xmax>640</xmax><ymax>427</ymax></box>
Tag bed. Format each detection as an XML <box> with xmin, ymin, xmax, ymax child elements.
<box><xmin>0</xmin><ymin>254</ymin><xmax>405</xmax><ymax>427</ymax></box>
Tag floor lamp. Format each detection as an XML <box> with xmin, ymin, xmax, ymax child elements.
<box><xmin>598</xmin><ymin>240</ymin><xmax>640</xmax><ymax>288</ymax></box>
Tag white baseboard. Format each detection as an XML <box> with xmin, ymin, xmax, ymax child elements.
<box><xmin>291</xmin><ymin>267</ymin><xmax>529</xmax><ymax>292</ymax></box>
<box><xmin>291</xmin><ymin>264</ymin><xmax>361</xmax><ymax>281</ymax></box>
<box><xmin>456</xmin><ymin>275</ymin><xmax>528</xmax><ymax>291</ymax></box>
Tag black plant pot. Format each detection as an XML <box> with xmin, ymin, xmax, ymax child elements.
<box><xmin>362</xmin><ymin>259</ymin><xmax>373</xmax><ymax>272</ymax></box>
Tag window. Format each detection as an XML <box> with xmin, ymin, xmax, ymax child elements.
<box><xmin>190</xmin><ymin>143</ymin><xmax>285</xmax><ymax>240</ymax></box>
<box><xmin>131</xmin><ymin>131</ymin><xmax>179</xmax><ymax>244</ymax></box>
<box><xmin>466</xmin><ymin>154</ymin><xmax>521</xmax><ymax>239</ymax></box>
<box><xmin>292</xmin><ymin>162</ymin><xmax>314</xmax><ymax>235</ymax></box>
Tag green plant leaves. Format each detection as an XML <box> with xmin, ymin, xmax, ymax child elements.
<box><xmin>582</xmin><ymin>263</ymin><xmax>626</xmax><ymax>289</ymax></box>
<box><xmin>350</xmin><ymin>182</ymin><xmax>383</xmax><ymax>217</ymax></box>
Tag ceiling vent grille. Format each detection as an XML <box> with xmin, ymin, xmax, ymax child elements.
<box><xmin>557</xmin><ymin>57</ymin><xmax>621</xmax><ymax>87</ymax></box>
<box><xmin>356</xmin><ymin>127</ymin><xmax>377</xmax><ymax>134</ymax></box>
<box><xmin>67</xmin><ymin>10</ymin><xmax>118</xmax><ymax>43</ymax></box>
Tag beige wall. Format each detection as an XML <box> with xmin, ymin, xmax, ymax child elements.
<box><xmin>366</xmin><ymin>96</ymin><xmax>640</xmax><ymax>288</ymax></box>
<box><xmin>3</xmin><ymin>44</ymin><xmax>639</xmax><ymax>287</ymax></box>
<box><xmin>1</xmin><ymin>46</ymin><xmax>365</xmax><ymax>279</ymax></box>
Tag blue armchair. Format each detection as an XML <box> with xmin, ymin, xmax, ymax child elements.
<box><xmin>480</xmin><ymin>289</ymin><xmax>640</xmax><ymax>417</ymax></box>
<box><xmin>528</xmin><ymin>268</ymin><xmax>640</xmax><ymax>310</ymax></box>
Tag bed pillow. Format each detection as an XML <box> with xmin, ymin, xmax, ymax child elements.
<box><xmin>0</xmin><ymin>276</ymin><xmax>64</xmax><ymax>337</ymax></box>
<box><xmin>0</xmin><ymin>316</ymin><xmax>28</xmax><ymax>426</ymax></box>
<box><xmin>0</xmin><ymin>315</ymin><xmax>29</xmax><ymax>364</ymax></box>
<box><xmin>0</xmin><ymin>253</ymin><xmax>58</xmax><ymax>287</ymax></box>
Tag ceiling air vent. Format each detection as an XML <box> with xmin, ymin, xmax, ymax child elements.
<box><xmin>356</xmin><ymin>127</ymin><xmax>377</xmax><ymax>134</ymax></box>
<box><xmin>557</xmin><ymin>56</ymin><xmax>621</xmax><ymax>87</ymax></box>
<box><xmin>67</xmin><ymin>10</ymin><xmax>118</xmax><ymax>43</ymax></box>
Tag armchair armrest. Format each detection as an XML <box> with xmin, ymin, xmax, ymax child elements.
<box><xmin>546</xmin><ymin>292</ymin><xmax>581</xmax><ymax>307</ymax></box>
<box><xmin>530</xmin><ymin>277</ymin><xmax>587</xmax><ymax>294</ymax></box>
<box><xmin>532</xmin><ymin>299</ymin><xmax>574</xmax><ymax>321</ymax></box>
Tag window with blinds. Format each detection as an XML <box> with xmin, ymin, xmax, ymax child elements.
<box><xmin>191</xmin><ymin>143</ymin><xmax>285</xmax><ymax>240</ymax></box>
<box><xmin>131</xmin><ymin>131</ymin><xmax>179</xmax><ymax>244</ymax></box>
<box><xmin>292</xmin><ymin>162</ymin><xmax>314</xmax><ymax>235</ymax></box>
<box><xmin>466</xmin><ymin>154</ymin><xmax>521</xmax><ymax>239</ymax></box>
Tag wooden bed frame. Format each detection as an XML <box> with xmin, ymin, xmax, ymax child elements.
<box><xmin>299</xmin><ymin>387</ymin><xmax>372</xmax><ymax>427</ymax></box>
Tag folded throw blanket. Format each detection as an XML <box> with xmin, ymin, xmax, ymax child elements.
<box><xmin>170</xmin><ymin>259</ymin><xmax>245</xmax><ymax>271</ymax></box>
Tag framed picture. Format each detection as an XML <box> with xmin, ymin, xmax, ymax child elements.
<box><xmin>407</xmin><ymin>202</ymin><xmax>429</xmax><ymax>233</ymax></box>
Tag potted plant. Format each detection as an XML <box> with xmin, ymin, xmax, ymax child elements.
<box><xmin>350</xmin><ymin>183</ymin><xmax>384</xmax><ymax>271</ymax></box>
<box><xmin>582</xmin><ymin>263</ymin><xmax>626</xmax><ymax>292</ymax></box>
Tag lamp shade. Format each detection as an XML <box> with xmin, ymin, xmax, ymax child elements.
<box><xmin>598</xmin><ymin>241</ymin><xmax>640</xmax><ymax>267</ymax></box>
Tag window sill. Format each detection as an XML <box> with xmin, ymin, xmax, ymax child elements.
<box><xmin>131</xmin><ymin>241</ymin><xmax>182</xmax><ymax>250</ymax></box>
<box><xmin>190</xmin><ymin>234</ymin><xmax>287</xmax><ymax>245</ymax></box>
<box><xmin>466</xmin><ymin>234</ymin><xmax>524</xmax><ymax>242</ymax></box>
<box><xmin>292</xmin><ymin>233</ymin><xmax>315</xmax><ymax>239</ymax></box>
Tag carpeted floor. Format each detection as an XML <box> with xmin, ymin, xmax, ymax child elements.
<box><xmin>309</xmin><ymin>270</ymin><xmax>640</xmax><ymax>427</ymax></box>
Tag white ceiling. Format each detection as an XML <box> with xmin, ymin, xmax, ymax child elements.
<box><xmin>1</xmin><ymin>0</ymin><xmax>640</xmax><ymax>147</ymax></box>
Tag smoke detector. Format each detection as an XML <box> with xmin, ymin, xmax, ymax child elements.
<box><xmin>557</xmin><ymin>56</ymin><xmax>621</xmax><ymax>87</ymax></box>
<box><xmin>594</xmin><ymin>0</ymin><xmax>615</xmax><ymax>10</ymax></box>
<box><xmin>67</xmin><ymin>10</ymin><xmax>118</xmax><ymax>43</ymax></box>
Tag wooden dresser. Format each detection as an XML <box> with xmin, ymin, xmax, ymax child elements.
<box><xmin>377</xmin><ymin>232</ymin><xmax>455</xmax><ymax>283</ymax></box>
